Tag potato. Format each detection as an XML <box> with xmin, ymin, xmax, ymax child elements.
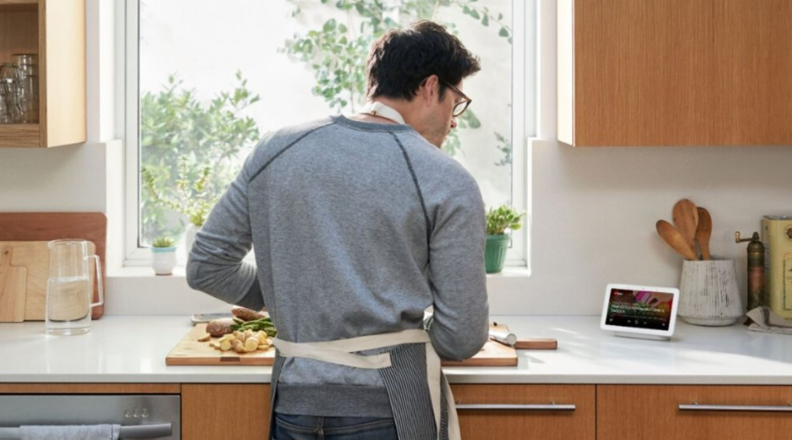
<box><xmin>231</xmin><ymin>306</ymin><xmax>267</xmax><ymax>322</ymax></box>
<box><xmin>197</xmin><ymin>333</ymin><xmax>211</xmax><ymax>342</ymax></box>
<box><xmin>232</xmin><ymin>339</ymin><xmax>246</xmax><ymax>353</ymax></box>
<box><xmin>244</xmin><ymin>338</ymin><xmax>259</xmax><ymax>352</ymax></box>
<box><xmin>206</xmin><ymin>318</ymin><xmax>235</xmax><ymax>337</ymax></box>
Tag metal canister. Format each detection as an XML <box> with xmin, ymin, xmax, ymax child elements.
<box><xmin>735</xmin><ymin>231</ymin><xmax>765</xmax><ymax>311</ymax></box>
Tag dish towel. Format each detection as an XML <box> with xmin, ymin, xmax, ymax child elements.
<box><xmin>20</xmin><ymin>424</ymin><xmax>121</xmax><ymax>440</ymax></box>
<box><xmin>746</xmin><ymin>306</ymin><xmax>792</xmax><ymax>335</ymax></box>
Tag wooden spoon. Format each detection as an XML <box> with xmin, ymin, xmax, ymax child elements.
<box><xmin>656</xmin><ymin>220</ymin><xmax>698</xmax><ymax>260</ymax></box>
<box><xmin>695</xmin><ymin>207</ymin><xmax>712</xmax><ymax>260</ymax></box>
<box><xmin>672</xmin><ymin>199</ymin><xmax>699</xmax><ymax>250</ymax></box>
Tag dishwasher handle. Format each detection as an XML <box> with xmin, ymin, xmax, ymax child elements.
<box><xmin>0</xmin><ymin>423</ymin><xmax>172</xmax><ymax>439</ymax></box>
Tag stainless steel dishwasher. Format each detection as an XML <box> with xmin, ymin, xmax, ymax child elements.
<box><xmin>0</xmin><ymin>395</ymin><xmax>180</xmax><ymax>439</ymax></box>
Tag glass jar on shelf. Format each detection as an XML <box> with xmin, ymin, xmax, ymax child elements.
<box><xmin>0</xmin><ymin>64</ymin><xmax>19</xmax><ymax>124</ymax></box>
<box><xmin>12</xmin><ymin>53</ymin><xmax>38</xmax><ymax>123</ymax></box>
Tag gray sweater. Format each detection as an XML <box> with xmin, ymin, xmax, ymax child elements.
<box><xmin>186</xmin><ymin>115</ymin><xmax>489</xmax><ymax>418</ymax></box>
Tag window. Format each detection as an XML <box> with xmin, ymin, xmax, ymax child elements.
<box><xmin>125</xmin><ymin>0</ymin><xmax>535</xmax><ymax>267</ymax></box>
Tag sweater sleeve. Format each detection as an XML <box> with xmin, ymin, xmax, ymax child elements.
<box><xmin>426</xmin><ymin>176</ymin><xmax>489</xmax><ymax>361</ymax></box>
<box><xmin>185</xmin><ymin>153</ymin><xmax>264</xmax><ymax>310</ymax></box>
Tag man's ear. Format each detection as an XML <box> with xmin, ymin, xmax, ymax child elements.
<box><xmin>418</xmin><ymin>75</ymin><xmax>440</xmax><ymax>107</ymax></box>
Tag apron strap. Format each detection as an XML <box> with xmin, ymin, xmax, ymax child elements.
<box><xmin>272</xmin><ymin>329</ymin><xmax>461</xmax><ymax>440</ymax></box>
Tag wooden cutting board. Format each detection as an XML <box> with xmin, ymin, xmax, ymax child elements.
<box><xmin>0</xmin><ymin>241</ymin><xmax>96</xmax><ymax>321</ymax></box>
<box><xmin>166</xmin><ymin>324</ymin><xmax>518</xmax><ymax>367</ymax></box>
<box><xmin>166</xmin><ymin>324</ymin><xmax>276</xmax><ymax>366</ymax></box>
<box><xmin>0</xmin><ymin>213</ymin><xmax>106</xmax><ymax>319</ymax></box>
<box><xmin>0</xmin><ymin>246</ymin><xmax>27</xmax><ymax>322</ymax></box>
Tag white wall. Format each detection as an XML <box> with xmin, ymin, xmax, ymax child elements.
<box><xmin>0</xmin><ymin>0</ymin><xmax>790</xmax><ymax>316</ymax></box>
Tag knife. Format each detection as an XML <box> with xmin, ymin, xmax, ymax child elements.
<box><xmin>489</xmin><ymin>323</ymin><xmax>517</xmax><ymax>346</ymax></box>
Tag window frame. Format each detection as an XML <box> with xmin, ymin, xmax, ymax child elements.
<box><xmin>123</xmin><ymin>0</ymin><xmax>535</xmax><ymax>269</ymax></box>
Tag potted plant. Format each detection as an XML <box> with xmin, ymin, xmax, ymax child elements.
<box><xmin>142</xmin><ymin>156</ymin><xmax>217</xmax><ymax>258</ymax></box>
<box><xmin>151</xmin><ymin>237</ymin><xmax>177</xmax><ymax>276</ymax></box>
<box><xmin>485</xmin><ymin>205</ymin><xmax>526</xmax><ymax>274</ymax></box>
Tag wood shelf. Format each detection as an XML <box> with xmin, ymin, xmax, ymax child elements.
<box><xmin>0</xmin><ymin>0</ymin><xmax>84</xmax><ymax>148</ymax></box>
<box><xmin>0</xmin><ymin>0</ymin><xmax>39</xmax><ymax>6</ymax></box>
<box><xmin>0</xmin><ymin>124</ymin><xmax>38</xmax><ymax>147</ymax></box>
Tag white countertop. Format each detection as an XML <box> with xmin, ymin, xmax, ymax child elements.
<box><xmin>1</xmin><ymin>316</ymin><xmax>791</xmax><ymax>385</ymax></box>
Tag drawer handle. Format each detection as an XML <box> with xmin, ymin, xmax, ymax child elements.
<box><xmin>679</xmin><ymin>402</ymin><xmax>792</xmax><ymax>413</ymax></box>
<box><xmin>455</xmin><ymin>403</ymin><xmax>576</xmax><ymax>411</ymax></box>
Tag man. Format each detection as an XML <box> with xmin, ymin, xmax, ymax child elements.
<box><xmin>187</xmin><ymin>20</ymin><xmax>488</xmax><ymax>440</ymax></box>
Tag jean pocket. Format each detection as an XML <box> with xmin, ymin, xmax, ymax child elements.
<box><xmin>324</xmin><ymin>419</ymin><xmax>398</xmax><ymax>439</ymax></box>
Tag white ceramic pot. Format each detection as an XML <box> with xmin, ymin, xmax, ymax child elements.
<box><xmin>151</xmin><ymin>247</ymin><xmax>177</xmax><ymax>276</ymax></box>
<box><xmin>184</xmin><ymin>223</ymin><xmax>201</xmax><ymax>260</ymax></box>
<box><xmin>678</xmin><ymin>259</ymin><xmax>744</xmax><ymax>326</ymax></box>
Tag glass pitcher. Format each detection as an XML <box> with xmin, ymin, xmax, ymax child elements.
<box><xmin>46</xmin><ymin>240</ymin><xmax>104</xmax><ymax>335</ymax></box>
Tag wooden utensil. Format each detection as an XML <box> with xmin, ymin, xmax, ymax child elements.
<box><xmin>695</xmin><ymin>207</ymin><xmax>712</xmax><ymax>260</ymax></box>
<box><xmin>672</xmin><ymin>199</ymin><xmax>699</xmax><ymax>250</ymax></box>
<box><xmin>656</xmin><ymin>220</ymin><xmax>698</xmax><ymax>260</ymax></box>
<box><xmin>514</xmin><ymin>338</ymin><xmax>558</xmax><ymax>350</ymax></box>
<box><xmin>0</xmin><ymin>246</ymin><xmax>28</xmax><ymax>322</ymax></box>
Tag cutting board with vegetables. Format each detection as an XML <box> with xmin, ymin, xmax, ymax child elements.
<box><xmin>0</xmin><ymin>213</ymin><xmax>106</xmax><ymax>319</ymax></box>
<box><xmin>166</xmin><ymin>324</ymin><xmax>276</xmax><ymax>366</ymax></box>
<box><xmin>166</xmin><ymin>324</ymin><xmax>518</xmax><ymax>367</ymax></box>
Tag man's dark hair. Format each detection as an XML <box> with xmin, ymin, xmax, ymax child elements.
<box><xmin>366</xmin><ymin>21</ymin><xmax>481</xmax><ymax>101</ymax></box>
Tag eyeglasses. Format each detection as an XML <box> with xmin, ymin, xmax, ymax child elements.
<box><xmin>441</xmin><ymin>81</ymin><xmax>472</xmax><ymax>118</ymax></box>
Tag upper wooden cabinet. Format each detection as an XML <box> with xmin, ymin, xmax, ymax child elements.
<box><xmin>558</xmin><ymin>0</ymin><xmax>792</xmax><ymax>147</ymax></box>
<box><xmin>0</xmin><ymin>0</ymin><xmax>85</xmax><ymax>148</ymax></box>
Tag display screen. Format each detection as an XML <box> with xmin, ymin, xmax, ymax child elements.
<box><xmin>605</xmin><ymin>288</ymin><xmax>674</xmax><ymax>331</ymax></box>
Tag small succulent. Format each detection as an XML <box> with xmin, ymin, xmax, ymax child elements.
<box><xmin>151</xmin><ymin>237</ymin><xmax>175</xmax><ymax>248</ymax></box>
<box><xmin>485</xmin><ymin>205</ymin><xmax>526</xmax><ymax>236</ymax></box>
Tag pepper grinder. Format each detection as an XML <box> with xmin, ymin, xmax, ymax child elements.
<box><xmin>735</xmin><ymin>231</ymin><xmax>765</xmax><ymax>313</ymax></box>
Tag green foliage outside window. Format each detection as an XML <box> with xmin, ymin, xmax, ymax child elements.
<box><xmin>140</xmin><ymin>71</ymin><xmax>261</xmax><ymax>245</ymax></box>
<box><xmin>140</xmin><ymin>1</ymin><xmax>513</xmax><ymax>247</ymax></box>
<box><xmin>282</xmin><ymin>0</ymin><xmax>511</xmax><ymax>157</ymax></box>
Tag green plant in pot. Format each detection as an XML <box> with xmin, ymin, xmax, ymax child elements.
<box><xmin>485</xmin><ymin>205</ymin><xmax>526</xmax><ymax>274</ymax></box>
<box><xmin>142</xmin><ymin>155</ymin><xmax>218</xmax><ymax>258</ymax></box>
<box><xmin>151</xmin><ymin>237</ymin><xmax>177</xmax><ymax>276</ymax></box>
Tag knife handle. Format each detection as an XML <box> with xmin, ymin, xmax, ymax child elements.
<box><xmin>514</xmin><ymin>338</ymin><xmax>557</xmax><ymax>350</ymax></box>
<box><xmin>488</xmin><ymin>328</ymin><xmax>517</xmax><ymax>346</ymax></box>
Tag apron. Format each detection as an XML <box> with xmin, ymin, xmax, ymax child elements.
<box><xmin>268</xmin><ymin>329</ymin><xmax>461</xmax><ymax>440</ymax></box>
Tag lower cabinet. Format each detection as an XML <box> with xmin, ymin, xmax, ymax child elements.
<box><xmin>451</xmin><ymin>384</ymin><xmax>596</xmax><ymax>440</ymax></box>
<box><xmin>597</xmin><ymin>385</ymin><xmax>792</xmax><ymax>440</ymax></box>
<box><xmin>10</xmin><ymin>383</ymin><xmax>792</xmax><ymax>439</ymax></box>
<box><xmin>182</xmin><ymin>384</ymin><xmax>271</xmax><ymax>440</ymax></box>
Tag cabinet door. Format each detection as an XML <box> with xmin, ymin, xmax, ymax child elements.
<box><xmin>559</xmin><ymin>0</ymin><xmax>792</xmax><ymax>147</ymax></box>
<box><xmin>182</xmin><ymin>384</ymin><xmax>271</xmax><ymax>440</ymax></box>
<box><xmin>598</xmin><ymin>385</ymin><xmax>792</xmax><ymax>440</ymax></box>
<box><xmin>451</xmin><ymin>384</ymin><xmax>595</xmax><ymax>440</ymax></box>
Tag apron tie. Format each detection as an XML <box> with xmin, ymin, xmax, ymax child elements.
<box><xmin>273</xmin><ymin>329</ymin><xmax>460</xmax><ymax>440</ymax></box>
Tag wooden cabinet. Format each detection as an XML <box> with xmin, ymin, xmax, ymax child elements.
<box><xmin>9</xmin><ymin>382</ymin><xmax>792</xmax><ymax>439</ymax></box>
<box><xmin>0</xmin><ymin>0</ymin><xmax>85</xmax><ymax>148</ymax></box>
<box><xmin>598</xmin><ymin>385</ymin><xmax>792</xmax><ymax>440</ymax></box>
<box><xmin>182</xmin><ymin>384</ymin><xmax>271</xmax><ymax>440</ymax></box>
<box><xmin>558</xmin><ymin>0</ymin><xmax>792</xmax><ymax>147</ymax></box>
<box><xmin>451</xmin><ymin>384</ymin><xmax>595</xmax><ymax>440</ymax></box>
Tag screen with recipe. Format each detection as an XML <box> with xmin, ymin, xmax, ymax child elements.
<box><xmin>606</xmin><ymin>288</ymin><xmax>674</xmax><ymax>330</ymax></box>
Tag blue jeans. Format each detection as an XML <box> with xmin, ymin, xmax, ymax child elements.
<box><xmin>273</xmin><ymin>413</ymin><xmax>398</xmax><ymax>440</ymax></box>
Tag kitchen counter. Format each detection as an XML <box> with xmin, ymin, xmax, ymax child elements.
<box><xmin>1</xmin><ymin>316</ymin><xmax>791</xmax><ymax>384</ymax></box>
